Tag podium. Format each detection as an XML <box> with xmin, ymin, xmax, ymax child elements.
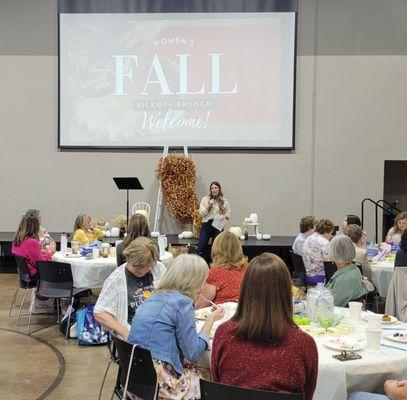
<box><xmin>113</xmin><ymin>177</ymin><xmax>144</xmax><ymax>227</ymax></box>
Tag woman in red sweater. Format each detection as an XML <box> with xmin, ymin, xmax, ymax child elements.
<box><xmin>211</xmin><ymin>253</ymin><xmax>318</xmax><ymax>400</ymax></box>
<box><xmin>196</xmin><ymin>231</ymin><xmax>248</xmax><ymax>308</ymax></box>
<box><xmin>12</xmin><ymin>213</ymin><xmax>52</xmax><ymax>278</ymax></box>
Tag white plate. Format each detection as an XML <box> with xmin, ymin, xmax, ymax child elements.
<box><xmin>362</xmin><ymin>314</ymin><xmax>398</xmax><ymax>324</ymax></box>
<box><xmin>323</xmin><ymin>337</ymin><xmax>365</xmax><ymax>352</ymax></box>
<box><xmin>384</xmin><ymin>333</ymin><xmax>407</xmax><ymax>344</ymax></box>
<box><xmin>64</xmin><ymin>253</ymin><xmax>82</xmax><ymax>258</ymax></box>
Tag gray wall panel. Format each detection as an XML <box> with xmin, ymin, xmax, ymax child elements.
<box><xmin>0</xmin><ymin>0</ymin><xmax>56</xmax><ymax>55</ymax></box>
<box><xmin>316</xmin><ymin>0</ymin><xmax>407</xmax><ymax>55</ymax></box>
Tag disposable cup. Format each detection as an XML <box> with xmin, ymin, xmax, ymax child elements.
<box><xmin>92</xmin><ymin>248</ymin><xmax>100</xmax><ymax>259</ymax></box>
<box><xmin>71</xmin><ymin>241</ymin><xmax>80</xmax><ymax>255</ymax></box>
<box><xmin>366</xmin><ymin>329</ymin><xmax>381</xmax><ymax>350</ymax></box>
<box><xmin>366</xmin><ymin>314</ymin><xmax>382</xmax><ymax>330</ymax></box>
<box><xmin>348</xmin><ymin>302</ymin><xmax>362</xmax><ymax>321</ymax></box>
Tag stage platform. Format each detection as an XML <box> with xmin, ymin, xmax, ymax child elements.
<box><xmin>0</xmin><ymin>232</ymin><xmax>295</xmax><ymax>273</ymax></box>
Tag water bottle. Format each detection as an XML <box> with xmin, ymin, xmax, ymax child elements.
<box><xmin>60</xmin><ymin>233</ymin><xmax>68</xmax><ymax>253</ymax></box>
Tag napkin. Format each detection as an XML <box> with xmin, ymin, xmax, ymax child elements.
<box><xmin>80</xmin><ymin>241</ymin><xmax>101</xmax><ymax>257</ymax></box>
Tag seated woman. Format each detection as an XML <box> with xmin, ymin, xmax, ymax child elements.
<box><xmin>386</xmin><ymin>211</ymin><xmax>407</xmax><ymax>245</ymax></box>
<box><xmin>128</xmin><ymin>254</ymin><xmax>225</xmax><ymax>400</ymax></box>
<box><xmin>116</xmin><ymin>213</ymin><xmax>151</xmax><ymax>266</ymax></box>
<box><xmin>196</xmin><ymin>231</ymin><xmax>248</xmax><ymax>308</ymax></box>
<box><xmin>94</xmin><ymin>237</ymin><xmax>166</xmax><ymax>340</ymax></box>
<box><xmin>342</xmin><ymin>214</ymin><xmax>368</xmax><ymax>247</ymax></box>
<box><xmin>302</xmin><ymin>218</ymin><xmax>335</xmax><ymax>283</ymax></box>
<box><xmin>395</xmin><ymin>230</ymin><xmax>407</xmax><ymax>267</ymax></box>
<box><xmin>344</xmin><ymin>224</ymin><xmax>370</xmax><ymax>279</ymax></box>
<box><xmin>25</xmin><ymin>209</ymin><xmax>56</xmax><ymax>254</ymax></box>
<box><xmin>72</xmin><ymin>214</ymin><xmax>104</xmax><ymax>245</ymax></box>
<box><xmin>12</xmin><ymin>213</ymin><xmax>53</xmax><ymax>278</ymax></box>
<box><xmin>326</xmin><ymin>234</ymin><xmax>367</xmax><ymax>307</ymax></box>
<box><xmin>211</xmin><ymin>253</ymin><xmax>318</xmax><ymax>400</ymax></box>
<box><xmin>292</xmin><ymin>215</ymin><xmax>317</xmax><ymax>255</ymax></box>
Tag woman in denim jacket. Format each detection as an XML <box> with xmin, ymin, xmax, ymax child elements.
<box><xmin>128</xmin><ymin>254</ymin><xmax>225</xmax><ymax>400</ymax></box>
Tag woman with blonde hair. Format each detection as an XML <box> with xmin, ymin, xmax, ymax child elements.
<box><xmin>128</xmin><ymin>254</ymin><xmax>225</xmax><ymax>400</ymax></box>
<box><xmin>196</xmin><ymin>231</ymin><xmax>248</xmax><ymax>308</ymax></box>
<box><xmin>116</xmin><ymin>213</ymin><xmax>151</xmax><ymax>266</ymax></box>
<box><xmin>386</xmin><ymin>211</ymin><xmax>407</xmax><ymax>245</ymax></box>
<box><xmin>72</xmin><ymin>214</ymin><xmax>104</xmax><ymax>245</ymax></box>
<box><xmin>94</xmin><ymin>237</ymin><xmax>166</xmax><ymax>340</ymax></box>
<box><xmin>211</xmin><ymin>253</ymin><xmax>318</xmax><ymax>399</ymax></box>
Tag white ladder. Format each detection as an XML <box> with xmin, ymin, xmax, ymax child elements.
<box><xmin>153</xmin><ymin>146</ymin><xmax>189</xmax><ymax>233</ymax></box>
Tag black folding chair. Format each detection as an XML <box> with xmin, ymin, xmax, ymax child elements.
<box><xmin>289</xmin><ymin>250</ymin><xmax>311</xmax><ymax>291</ymax></box>
<box><xmin>110</xmin><ymin>335</ymin><xmax>158</xmax><ymax>400</ymax></box>
<box><xmin>36</xmin><ymin>261</ymin><xmax>88</xmax><ymax>337</ymax></box>
<box><xmin>9</xmin><ymin>256</ymin><xmax>38</xmax><ymax>326</ymax></box>
<box><xmin>323</xmin><ymin>262</ymin><xmax>337</xmax><ymax>285</ymax></box>
<box><xmin>200</xmin><ymin>379</ymin><xmax>302</xmax><ymax>400</ymax></box>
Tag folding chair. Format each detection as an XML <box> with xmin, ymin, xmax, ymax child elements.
<box><xmin>323</xmin><ymin>261</ymin><xmax>337</xmax><ymax>285</ymax></box>
<box><xmin>111</xmin><ymin>335</ymin><xmax>158</xmax><ymax>400</ymax></box>
<box><xmin>131</xmin><ymin>202</ymin><xmax>151</xmax><ymax>219</ymax></box>
<box><xmin>35</xmin><ymin>261</ymin><xmax>88</xmax><ymax>337</ymax></box>
<box><xmin>9</xmin><ymin>256</ymin><xmax>38</xmax><ymax>326</ymax></box>
<box><xmin>200</xmin><ymin>379</ymin><xmax>302</xmax><ymax>400</ymax></box>
<box><xmin>289</xmin><ymin>250</ymin><xmax>313</xmax><ymax>291</ymax></box>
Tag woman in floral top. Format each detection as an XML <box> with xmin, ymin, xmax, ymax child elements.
<box><xmin>302</xmin><ymin>219</ymin><xmax>335</xmax><ymax>283</ymax></box>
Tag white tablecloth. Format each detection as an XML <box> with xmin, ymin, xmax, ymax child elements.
<box><xmin>367</xmin><ymin>260</ymin><xmax>395</xmax><ymax>297</ymax></box>
<box><xmin>53</xmin><ymin>252</ymin><xmax>117</xmax><ymax>288</ymax></box>
<box><xmin>197</xmin><ymin>304</ymin><xmax>407</xmax><ymax>400</ymax></box>
<box><xmin>52</xmin><ymin>250</ymin><xmax>173</xmax><ymax>289</ymax></box>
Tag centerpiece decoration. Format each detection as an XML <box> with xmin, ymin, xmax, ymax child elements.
<box><xmin>115</xmin><ymin>214</ymin><xmax>127</xmax><ymax>238</ymax></box>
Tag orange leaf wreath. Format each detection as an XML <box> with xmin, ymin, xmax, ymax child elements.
<box><xmin>156</xmin><ymin>155</ymin><xmax>202</xmax><ymax>235</ymax></box>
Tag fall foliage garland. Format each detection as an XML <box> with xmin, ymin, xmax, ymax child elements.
<box><xmin>156</xmin><ymin>155</ymin><xmax>201</xmax><ymax>234</ymax></box>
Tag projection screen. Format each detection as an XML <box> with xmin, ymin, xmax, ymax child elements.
<box><xmin>59</xmin><ymin>11</ymin><xmax>296</xmax><ymax>149</ymax></box>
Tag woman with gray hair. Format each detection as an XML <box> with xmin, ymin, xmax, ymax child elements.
<box><xmin>128</xmin><ymin>253</ymin><xmax>225</xmax><ymax>399</ymax></box>
<box><xmin>326</xmin><ymin>234</ymin><xmax>367</xmax><ymax>307</ymax></box>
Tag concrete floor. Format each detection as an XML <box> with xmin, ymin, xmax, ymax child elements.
<box><xmin>0</xmin><ymin>274</ymin><xmax>118</xmax><ymax>400</ymax></box>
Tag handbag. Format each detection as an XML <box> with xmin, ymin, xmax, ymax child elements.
<box><xmin>76</xmin><ymin>304</ymin><xmax>110</xmax><ymax>345</ymax></box>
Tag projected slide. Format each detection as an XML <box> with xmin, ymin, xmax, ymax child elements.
<box><xmin>59</xmin><ymin>13</ymin><xmax>296</xmax><ymax>149</ymax></box>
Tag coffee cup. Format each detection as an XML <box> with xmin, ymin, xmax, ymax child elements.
<box><xmin>348</xmin><ymin>302</ymin><xmax>362</xmax><ymax>321</ymax></box>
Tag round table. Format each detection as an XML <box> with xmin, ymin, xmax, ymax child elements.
<box><xmin>53</xmin><ymin>252</ymin><xmax>117</xmax><ymax>289</ymax></box>
<box><xmin>52</xmin><ymin>250</ymin><xmax>173</xmax><ymax>289</ymax></box>
<box><xmin>196</xmin><ymin>303</ymin><xmax>407</xmax><ymax>400</ymax></box>
<box><xmin>367</xmin><ymin>260</ymin><xmax>395</xmax><ymax>297</ymax></box>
